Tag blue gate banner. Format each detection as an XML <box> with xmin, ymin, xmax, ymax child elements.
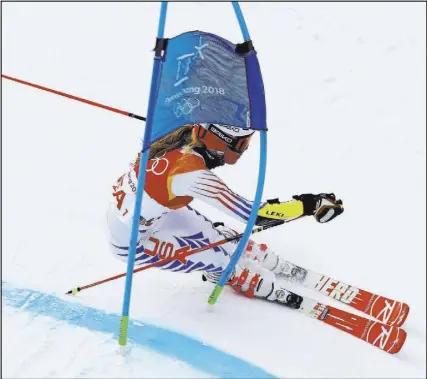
<box><xmin>149</xmin><ymin>30</ymin><xmax>267</xmax><ymax>146</ymax></box>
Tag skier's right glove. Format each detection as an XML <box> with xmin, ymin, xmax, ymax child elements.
<box><xmin>202</xmin><ymin>271</ymin><xmax>223</xmax><ymax>284</ymax></box>
<box><xmin>292</xmin><ymin>193</ymin><xmax>344</xmax><ymax>223</ymax></box>
<box><xmin>203</xmin><ymin>268</ymin><xmax>240</xmax><ymax>284</ymax></box>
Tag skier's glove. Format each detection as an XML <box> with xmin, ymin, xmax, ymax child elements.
<box><xmin>292</xmin><ymin>193</ymin><xmax>344</xmax><ymax>223</ymax></box>
<box><xmin>202</xmin><ymin>269</ymin><xmax>236</xmax><ymax>284</ymax></box>
<box><xmin>256</xmin><ymin>198</ymin><xmax>304</xmax><ymax>225</ymax></box>
<box><xmin>202</xmin><ymin>271</ymin><xmax>221</xmax><ymax>284</ymax></box>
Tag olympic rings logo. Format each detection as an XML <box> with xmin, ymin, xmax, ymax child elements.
<box><xmin>147</xmin><ymin>153</ymin><xmax>169</xmax><ymax>176</ymax></box>
<box><xmin>173</xmin><ymin>98</ymin><xmax>200</xmax><ymax>118</ymax></box>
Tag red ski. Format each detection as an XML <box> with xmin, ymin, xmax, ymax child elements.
<box><xmin>293</xmin><ymin>293</ymin><xmax>407</xmax><ymax>354</ymax></box>
<box><xmin>276</xmin><ymin>259</ymin><xmax>410</xmax><ymax>327</ymax></box>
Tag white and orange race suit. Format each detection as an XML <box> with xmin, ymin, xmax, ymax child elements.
<box><xmin>106</xmin><ymin>146</ymin><xmax>304</xmax><ymax>277</ymax></box>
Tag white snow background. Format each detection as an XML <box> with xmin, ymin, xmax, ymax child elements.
<box><xmin>2</xmin><ymin>2</ymin><xmax>426</xmax><ymax>378</ymax></box>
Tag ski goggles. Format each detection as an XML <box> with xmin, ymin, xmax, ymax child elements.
<box><xmin>194</xmin><ymin>124</ymin><xmax>253</xmax><ymax>154</ymax></box>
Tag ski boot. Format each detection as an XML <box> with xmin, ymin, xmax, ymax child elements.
<box><xmin>245</xmin><ymin>241</ymin><xmax>308</xmax><ymax>284</ymax></box>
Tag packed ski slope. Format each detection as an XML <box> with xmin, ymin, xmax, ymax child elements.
<box><xmin>2</xmin><ymin>2</ymin><xmax>426</xmax><ymax>378</ymax></box>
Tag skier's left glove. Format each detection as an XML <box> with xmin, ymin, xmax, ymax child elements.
<box><xmin>256</xmin><ymin>198</ymin><xmax>305</xmax><ymax>226</ymax></box>
<box><xmin>292</xmin><ymin>193</ymin><xmax>344</xmax><ymax>223</ymax></box>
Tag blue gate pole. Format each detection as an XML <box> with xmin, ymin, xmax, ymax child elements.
<box><xmin>208</xmin><ymin>2</ymin><xmax>268</xmax><ymax>304</ymax></box>
<box><xmin>232</xmin><ymin>2</ymin><xmax>250</xmax><ymax>40</ymax></box>
<box><xmin>119</xmin><ymin>1</ymin><xmax>168</xmax><ymax>346</ymax></box>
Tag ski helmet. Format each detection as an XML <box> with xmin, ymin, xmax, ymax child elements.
<box><xmin>193</xmin><ymin>123</ymin><xmax>254</xmax><ymax>164</ymax></box>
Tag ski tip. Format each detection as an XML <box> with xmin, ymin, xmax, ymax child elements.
<box><xmin>394</xmin><ymin>303</ymin><xmax>410</xmax><ymax>328</ymax></box>
<box><xmin>365</xmin><ymin>322</ymin><xmax>407</xmax><ymax>354</ymax></box>
<box><xmin>388</xmin><ymin>327</ymin><xmax>407</xmax><ymax>354</ymax></box>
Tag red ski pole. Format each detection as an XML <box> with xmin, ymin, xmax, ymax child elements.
<box><xmin>2</xmin><ymin>74</ymin><xmax>146</xmax><ymax>121</ymax></box>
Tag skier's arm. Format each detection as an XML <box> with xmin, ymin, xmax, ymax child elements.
<box><xmin>171</xmin><ymin>169</ymin><xmax>343</xmax><ymax>224</ymax></box>
<box><xmin>171</xmin><ymin>169</ymin><xmax>256</xmax><ymax>222</ymax></box>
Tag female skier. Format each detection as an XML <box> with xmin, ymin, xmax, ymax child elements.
<box><xmin>107</xmin><ymin>123</ymin><xmax>344</xmax><ymax>306</ymax></box>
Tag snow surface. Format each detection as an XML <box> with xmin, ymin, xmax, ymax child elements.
<box><xmin>2</xmin><ymin>305</ymin><xmax>211</xmax><ymax>379</ymax></box>
<box><xmin>2</xmin><ymin>2</ymin><xmax>426</xmax><ymax>378</ymax></box>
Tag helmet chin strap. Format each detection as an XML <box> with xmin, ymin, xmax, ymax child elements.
<box><xmin>193</xmin><ymin>145</ymin><xmax>225</xmax><ymax>169</ymax></box>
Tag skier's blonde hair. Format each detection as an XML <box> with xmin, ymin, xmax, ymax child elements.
<box><xmin>135</xmin><ymin>124</ymin><xmax>203</xmax><ymax>165</ymax></box>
